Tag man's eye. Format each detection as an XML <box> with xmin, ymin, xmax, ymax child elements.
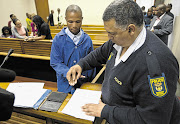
<box><xmin>76</xmin><ymin>21</ymin><xmax>81</xmax><ymax>23</ymax></box>
<box><xmin>68</xmin><ymin>21</ymin><xmax>73</xmax><ymax>23</ymax></box>
<box><xmin>109</xmin><ymin>33</ymin><xmax>115</xmax><ymax>35</ymax></box>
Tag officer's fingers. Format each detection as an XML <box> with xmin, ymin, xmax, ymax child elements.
<box><xmin>76</xmin><ymin>65</ymin><xmax>82</xmax><ymax>79</ymax></box>
<box><xmin>71</xmin><ymin>69</ymin><xmax>76</xmax><ymax>81</ymax></box>
<box><xmin>69</xmin><ymin>75</ymin><xmax>74</xmax><ymax>86</ymax></box>
<box><xmin>66</xmin><ymin>70</ymin><xmax>71</xmax><ymax>82</ymax></box>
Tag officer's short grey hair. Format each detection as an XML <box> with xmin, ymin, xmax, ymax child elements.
<box><xmin>65</xmin><ymin>4</ymin><xmax>82</xmax><ymax>17</ymax></box>
<box><xmin>103</xmin><ymin>0</ymin><xmax>144</xmax><ymax>30</ymax></box>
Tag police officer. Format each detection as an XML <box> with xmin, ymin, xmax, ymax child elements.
<box><xmin>67</xmin><ymin>0</ymin><xmax>180</xmax><ymax>123</ymax></box>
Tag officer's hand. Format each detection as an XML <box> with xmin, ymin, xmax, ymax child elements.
<box><xmin>66</xmin><ymin>64</ymin><xmax>82</xmax><ymax>86</ymax></box>
<box><xmin>82</xmin><ymin>99</ymin><xmax>105</xmax><ymax>117</ymax></box>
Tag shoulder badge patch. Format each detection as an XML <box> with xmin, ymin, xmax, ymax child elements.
<box><xmin>148</xmin><ymin>73</ymin><xmax>168</xmax><ymax>98</ymax></box>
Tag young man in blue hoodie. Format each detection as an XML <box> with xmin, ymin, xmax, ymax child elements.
<box><xmin>50</xmin><ymin>5</ymin><xmax>95</xmax><ymax>94</ymax></box>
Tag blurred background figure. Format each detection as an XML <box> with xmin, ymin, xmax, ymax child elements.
<box><xmin>151</xmin><ymin>6</ymin><xmax>156</xmax><ymax>16</ymax></box>
<box><xmin>30</xmin><ymin>13</ymin><xmax>38</xmax><ymax>36</ymax></box>
<box><xmin>144</xmin><ymin>8</ymin><xmax>153</xmax><ymax>28</ymax></box>
<box><xmin>11</xmin><ymin>19</ymin><xmax>28</xmax><ymax>39</ymax></box>
<box><xmin>166</xmin><ymin>3</ymin><xmax>174</xmax><ymax>19</ymax></box>
<box><xmin>141</xmin><ymin>6</ymin><xmax>146</xmax><ymax>15</ymax></box>
<box><xmin>148</xmin><ymin>4</ymin><xmax>173</xmax><ymax>45</ymax></box>
<box><xmin>8</xmin><ymin>14</ymin><xmax>17</xmax><ymax>29</ymax></box>
<box><xmin>26</xmin><ymin>13</ymin><xmax>32</xmax><ymax>32</ymax></box>
<box><xmin>57</xmin><ymin>8</ymin><xmax>64</xmax><ymax>28</ymax></box>
<box><xmin>47</xmin><ymin>10</ymin><xmax>54</xmax><ymax>26</ymax></box>
<box><xmin>1</xmin><ymin>26</ymin><xmax>14</xmax><ymax>38</ymax></box>
<box><xmin>26</xmin><ymin>15</ymin><xmax>52</xmax><ymax>41</ymax></box>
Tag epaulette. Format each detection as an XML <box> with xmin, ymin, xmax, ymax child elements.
<box><xmin>146</xmin><ymin>50</ymin><xmax>168</xmax><ymax>98</ymax></box>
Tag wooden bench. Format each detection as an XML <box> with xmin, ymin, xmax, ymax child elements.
<box><xmin>50</xmin><ymin>29</ymin><xmax>107</xmax><ymax>34</ymax></box>
<box><xmin>51</xmin><ymin>33</ymin><xmax>108</xmax><ymax>40</ymax></box>
<box><xmin>50</xmin><ymin>26</ymin><xmax>105</xmax><ymax>30</ymax></box>
<box><xmin>50</xmin><ymin>25</ymin><xmax>104</xmax><ymax>29</ymax></box>
<box><xmin>0</xmin><ymin>38</ymin><xmax>51</xmax><ymax>60</ymax></box>
<box><xmin>0</xmin><ymin>38</ymin><xmax>106</xmax><ymax>60</ymax></box>
<box><xmin>28</xmin><ymin>32</ymin><xmax>108</xmax><ymax>40</ymax></box>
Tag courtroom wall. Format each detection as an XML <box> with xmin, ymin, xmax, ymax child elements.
<box><xmin>48</xmin><ymin>0</ymin><xmax>113</xmax><ymax>25</ymax></box>
<box><xmin>0</xmin><ymin>0</ymin><xmax>36</xmax><ymax>33</ymax></box>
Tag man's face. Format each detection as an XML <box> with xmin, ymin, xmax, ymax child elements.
<box><xmin>11</xmin><ymin>15</ymin><xmax>17</xmax><ymax>20</ymax></box>
<box><xmin>154</xmin><ymin>7</ymin><xmax>161</xmax><ymax>17</ymax></box>
<box><xmin>152</xmin><ymin>7</ymin><xmax>156</xmax><ymax>15</ymax></box>
<box><xmin>66</xmin><ymin>12</ymin><xmax>82</xmax><ymax>35</ymax></box>
<box><xmin>104</xmin><ymin>19</ymin><xmax>131</xmax><ymax>47</ymax></box>
<box><xmin>57</xmin><ymin>9</ymin><xmax>60</xmax><ymax>14</ymax></box>
<box><xmin>147</xmin><ymin>11</ymin><xmax>152</xmax><ymax>17</ymax></box>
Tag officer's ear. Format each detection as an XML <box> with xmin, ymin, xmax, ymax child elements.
<box><xmin>128</xmin><ymin>24</ymin><xmax>135</xmax><ymax>35</ymax></box>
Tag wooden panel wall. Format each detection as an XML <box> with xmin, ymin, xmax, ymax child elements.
<box><xmin>34</xmin><ymin>0</ymin><xmax>49</xmax><ymax>22</ymax></box>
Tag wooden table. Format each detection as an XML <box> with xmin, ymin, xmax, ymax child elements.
<box><xmin>0</xmin><ymin>76</ymin><xmax>102</xmax><ymax>124</ymax></box>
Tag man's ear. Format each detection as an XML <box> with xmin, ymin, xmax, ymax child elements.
<box><xmin>128</xmin><ymin>24</ymin><xmax>136</xmax><ymax>35</ymax></box>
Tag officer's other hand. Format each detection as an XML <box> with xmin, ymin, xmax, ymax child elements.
<box><xmin>66</xmin><ymin>64</ymin><xmax>82</xmax><ymax>86</ymax></box>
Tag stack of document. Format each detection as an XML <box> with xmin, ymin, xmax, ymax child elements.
<box><xmin>6</xmin><ymin>82</ymin><xmax>51</xmax><ymax>109</ymax></box>
<box><xmin>62</xmin><ymin>88</ymin><xmax>101</xmax><ymax>122</ymax></box>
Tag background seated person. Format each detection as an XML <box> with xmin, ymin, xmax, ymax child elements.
<box><xmin>26</xmin><ymin>13</ymin><xmax>32</xmax><ymax>32</ymax></box>
<box><xmin>26</xmin><ymin>15</ymin><xmax>52</xmax><ymax>41</ymax></box>
<box><xmin>11</xmin><ymin>19</ymin><xmax>28</xmax><ymax>39</ymax></box>
<box><xmin>30</xmin><ymin>13</ymin><xmax>38</xmax><ymax>36</ymax></box>
<box><xmin>144</xmin><ymin>8</ymin><xmax>153</xmax><ymax>28</ymax></box>
<box><xmin>8</xmin><ymin>14</ymin><xmax>17</xmax><ymax>29</ymax></box>
<box><xmin>1</xmin><ymin>26</ymin><xmax>14</xmax><ymax>38</ymax></box>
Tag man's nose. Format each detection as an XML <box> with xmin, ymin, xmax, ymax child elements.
<box><xmin>72</xmin><ymin>22</ymin><xmax>77</xmax><ymax>28</ymax></box>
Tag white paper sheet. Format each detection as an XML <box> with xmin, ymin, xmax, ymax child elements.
<box><xmin>62</xmin><ymin>88</ymin><xmax>102</xmax><ymax>122</ymax></box>
<box><xmin>6</xmin><ymin>82</ymin><xmax>47</xmax><ymax>108</ymax></box>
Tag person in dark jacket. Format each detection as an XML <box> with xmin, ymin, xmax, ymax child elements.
<box><xmin>47</xmin><ymin>10</ymin><xmax>54</xmax><ymax>26</ymax></box>
<box><xmin>66</xmin><ymin>0</ymin><xmax>180</xmax><ymax>124</ymax></box>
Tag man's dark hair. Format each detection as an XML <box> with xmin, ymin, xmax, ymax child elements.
<box><xmin>2</xmin><ymin>26</ymin><xmax>12</xmax><ymax>35</ymax></box>
<box><xmin>10</xmin><ymin>14</ymin><xmax>14</xmax><ymax>18</ymax></box>
<box><xmin>168</xmin><ymin>3</ymin><xmax>172</xmax><ymax>8</ymax></box>
<box><xmin>141</xmin><ymin>6</ymin><xmax>145</xmax><ymax>10</ymax></box>
<box><xmin>103</xmin><ymin>0</ymin><xmax>143</xmax><ymax>30</ymax></box>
